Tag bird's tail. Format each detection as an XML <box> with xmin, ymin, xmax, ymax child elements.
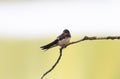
<box><xmin>40</xmin><ymin>39</ymin><xmax>58</xmax><ymax>50</ymax></box>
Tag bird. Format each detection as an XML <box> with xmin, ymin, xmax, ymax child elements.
<box><xmin>40</xmin><ymin>29</ymin><xmax>71</xmax><ymax>50</ymax></box>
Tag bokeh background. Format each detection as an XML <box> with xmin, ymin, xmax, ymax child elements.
<box><xmin>0</xmin><ymin>0</ymin><xmax>120</xmax><ymax>79</ymax></box>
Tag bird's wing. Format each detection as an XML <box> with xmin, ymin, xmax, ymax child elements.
<box><xmin>57</xmin><ymin>34</ymin><xmax>66</xmax><ymax>40</ymax></box>
<box><xmin>40</xmin><ymin>39</ymin><xmax>58</xmax><ymax>50</ymax></box>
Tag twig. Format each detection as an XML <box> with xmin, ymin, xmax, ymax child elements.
<box><xmin>40</xmin><ymin>36</ymin><xmax>120</xmax><ymax>79</ymax></box>
<box><xmin>40</xmin><ymin>47</ymin><xmax>64</xmax><ymax>79</ymax></box>
<box><xmin>67</xmin><ymin>36</ymin><xmax>120</xmax><ymax>46</ymax></box>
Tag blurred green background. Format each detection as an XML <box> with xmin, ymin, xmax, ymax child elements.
<box><xmin>0</xmin><ymin>0</ymin><xmax>120</xmax><ymax>79</ymax></box>
<box><xmin>0</xmin><ymin>36</ymin><xmax>120</xmax><ymax>79</ymax></box>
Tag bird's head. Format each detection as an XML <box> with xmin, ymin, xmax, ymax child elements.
<box><xmin>63</xmin><ymin>29</ymin><xmax>71</xmax><ymax>37</ymax></box>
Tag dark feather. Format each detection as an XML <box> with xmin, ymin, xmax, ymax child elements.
<box><xmin>40</xmin><ymin>39</ymin><xmax>58</xmax><ymax>50</ymax></box>
<box><xmin>57</xmin><ymin>34</ymin><xmax>66</xmax><ymax>40</ymax></box>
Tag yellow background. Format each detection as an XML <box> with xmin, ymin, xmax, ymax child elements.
<box><xmin>0</xmin><ymin>36</ymin><xmax>120</xmax><ymax>79</ymax></box>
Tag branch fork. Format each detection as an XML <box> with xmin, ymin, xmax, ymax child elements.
<box><xmin>40</xmin><ymin>36</ymin><xmax>120</xmax><ymax>79</ymax></box>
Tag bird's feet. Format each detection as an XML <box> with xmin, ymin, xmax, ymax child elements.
<box><xmin>62</xmin><ymin>44</ymin><xmax>67</xmax><ymax>48</ymax></box>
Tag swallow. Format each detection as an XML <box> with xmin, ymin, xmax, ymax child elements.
<box><xmin>40</xmin><ymin>29</ymin><xmax>71</xmax><ymax>50</ymax></box>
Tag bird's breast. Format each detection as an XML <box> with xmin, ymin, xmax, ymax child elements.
<box><xmin>58</xmin><ymin>37</ymin><xmax>70</xmax><ymax>46</ymax></box>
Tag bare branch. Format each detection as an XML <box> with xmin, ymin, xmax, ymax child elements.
<box><xmin>40</xmin><ymin>36</ymin><xmax>120</xmax><ymax>79</ymax></box>
<box><xmin>40</xmin><ymin>47</ymin><xmax>64</xmax><ymax>79</ymax></box>
<box><xmin>67</xmin><ymin>36</ymin><xmax>120</xmax><ymax>46</ymax></box>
